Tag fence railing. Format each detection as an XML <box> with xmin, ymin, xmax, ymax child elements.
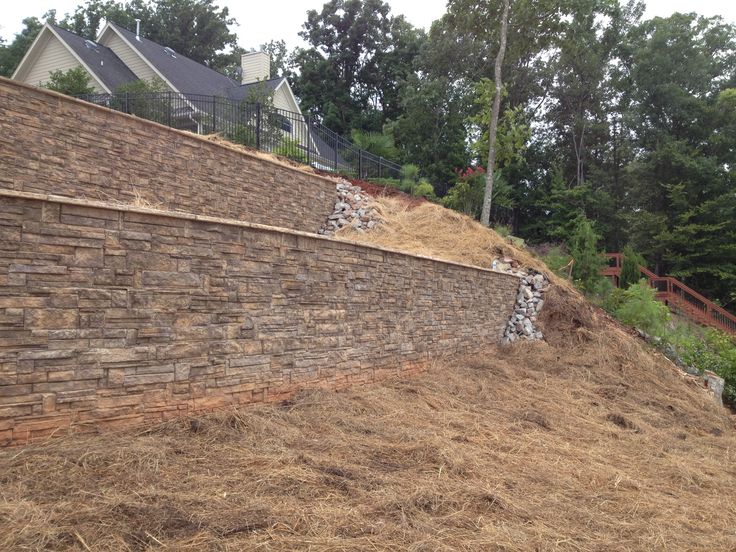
<box><xmin>77</xmin><ymin>91</ymin><xmax>403</xmax><ymax>180</ymax></box>
<box><xmin>603</xmin><ymin>253</ymin><xmax>736</xmax><ymax>335</ymax></box>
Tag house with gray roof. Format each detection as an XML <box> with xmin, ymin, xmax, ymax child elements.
<box><xmin>12</xmin><ymin>21</ymin><xmax>347</xmax><ymax>170</ymax></box>
<box><xmin>13</xmin><ymin>22</ymin><xmax>301</xmax><ymax>112</ymax></box>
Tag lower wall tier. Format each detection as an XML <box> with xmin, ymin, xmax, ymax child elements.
<box><xmin>0</xmin><ymin>192</ymin><xmax>519</xmax><ymax>445</ymax></box>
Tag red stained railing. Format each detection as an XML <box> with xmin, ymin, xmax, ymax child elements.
<box><xmin>602</xmin><ymin>253</ymin><xmax>736</xmax><ymax>335</ymax></box>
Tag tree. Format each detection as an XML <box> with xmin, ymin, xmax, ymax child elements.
<box><xmin>291</xmin><ymin>0</ymin><xmax>423</xmax><ymax>135</ymax></box>
<box><xmin>569</xmin><ymin>215</ymin><xmax>605</xmax><ymax>292</ymax></box>
<box><xmin>546</xmin><ymin>0</ymin><xmax>641</xmax><ymax>189</ymax></box>
<box><xmin>260</xmin><ymin>39</ymin><xmax>288</xmax><ymax>78</ymax></box>
<box><xmin>0</xmin><ymin>16</ymin><xmax>45</xmax><ymax>77</ymax></box>
<box><xmin>350</xmin><ymin>130</ymin><xmax>398</xmax><ymax>160</ymax></box>
<box><xmin>480</xmin><ymin>0</ymin><xmax>510</xmax><ymax>227</ymax></box>
<box><xmin>391</xmin><ymin>74</ymin><xmax>470</xmax><ymax>192</ymax></box>
<box><xmin>43</xmin><ymin>67</ymin><xmax>95</xmax><ymax>95</ymax></box>
<box><xmin>619</xmin><ymin>13</ymin><xmax>736</xmax><ymax>305</ymax></box>
<box><xmin>620</xmin><ymin>245</ymin><xmax>647</xmax><ymax>288</ymax></box>
<box><xmin>60</xmin><ymin>0</ymin><xmax>237</xmax><ymax>70</ymax></box>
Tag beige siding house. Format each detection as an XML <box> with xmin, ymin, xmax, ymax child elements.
<box><xmin>12</xmin><ymin>21</ymin><xmax>332</xmax><ymax>163</ymax></box>
<box><xmin>19</xmin><ymin>30</ymin><xmax>98</xmax><ymax>90</ymax></box>
<box><xmin>12</xmin><ymin>24</ymin><xmax>136</xmax><ymax>92</ymax></box>
<box><xmin>13</xmin><ymin>22</ymin><xmax>304</xmax><ymax>111</ymax></box>
<box><xmin>98</xmin><ymin>31</ymin><xmax>161</xmax><ymax>84</ymax></box>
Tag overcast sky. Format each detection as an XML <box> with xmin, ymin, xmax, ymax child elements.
<box><xmin>2</xmin><ymin>0</ymin><xmax>736</xmax><ymax>48</ymax></box>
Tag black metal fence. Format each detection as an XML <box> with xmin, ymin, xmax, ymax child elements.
<box><xmin>77</xmin><ymin>91</ymin><xmax>402</xmax><ymax>180</ymax></box>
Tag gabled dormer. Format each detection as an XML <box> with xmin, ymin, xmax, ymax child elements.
<box><xmin>12</xmin><ymin>23</ymin><xmax>136</xmax><ymax>93</ymax></box>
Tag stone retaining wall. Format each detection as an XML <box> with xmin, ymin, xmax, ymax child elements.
<box><xmin>0</xmin><ymin>192</ymin><xmax>519</xmax><ymax>445</ymax></box>
<box><xmin>0</xmin><ymin>77</ymin><xmax>335</xmax><ymax>233</ymax></box>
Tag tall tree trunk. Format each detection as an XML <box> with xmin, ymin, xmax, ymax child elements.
<box><xmin>480</xmin><ymin>0</ymin><xmax>511</xmax><ymax>227</ymax></box>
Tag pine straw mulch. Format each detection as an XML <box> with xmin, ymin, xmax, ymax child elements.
<box><xmin>2</xmin><ymin>195</ymin><xmax>736</xmax><ymax>551</ymax></box>
<box><xmin>1</xmin><ymin>325</ymin><xmax>734</xmax><ymax>551</ymax></box>
<box><xmin>339</xmin><ymin>197</ymin><xmax>557</xmax><ymax>281</ymax></box>
<box><xmin>199</xmin><ymin>135</ymin><xmax>327</xmax><ymax>175</ymax></box>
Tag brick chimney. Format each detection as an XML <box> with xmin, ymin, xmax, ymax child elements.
<box><xmin>241</xmin><ymin>51</ymin><xmax>271</xmax><ymax>84</ymax></box>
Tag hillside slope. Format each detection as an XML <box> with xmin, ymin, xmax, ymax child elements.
<box><xmin>1</xmin><ymin>197</ymin><xmax>734</xmax><ymax>551</ymax></box>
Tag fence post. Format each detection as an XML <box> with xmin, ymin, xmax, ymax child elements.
<box><xmin>306</xmin><ymin>115</ymin><xmax>311</xmax><ymax>166</ymax></box>
<box><xmin>358</xmin><ymin>150</ymin><xmax>362</xmax><ymax>179</ymax></box>
<box><xmin>166</xmin><ymin>91</ymin><xmax>172</xmax><ymax>127</ymax></box>
<box><xmin>124</xmin><ymin>91</ymin><xmax>129</xmax><ymax>114</ymax></box>
<box><xmin>255</xmin><ymin>103</ymin><xmax>262</xmax><ymax>150</ymax></box>
<box><xmin>379</xmin><ymin>157</ymin><xmax>383</xmax><ymax>179</ymax></box>
<box><xmin>212</xmin><ymin>96</ymin><xmax>217</xmax><ymax>133</ymax></box>
<box><xmin>334</xmin><ymin>138</ymin><xmax>338</xmax><ymax>172</ymax></box>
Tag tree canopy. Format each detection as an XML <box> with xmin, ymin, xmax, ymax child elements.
<box><xmin>0</xmin><ymin>0</ymin><xmax>237</xmax><ymax>75</ymax></box>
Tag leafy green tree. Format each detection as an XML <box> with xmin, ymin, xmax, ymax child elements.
<box><xmin>260</xmin><ymin>40</ymin><xmax>288</xmax><ymax>78</ymax></box>
<box><xmin>442</xmin><ymin>166</ymin><xmax>512</xmax><ymax>220</ymax></box>
<box><xmin>371</xmin><ymin>16</ymin><xmax>425</xmax><ymax>123</ymax></box>
<box><xmin>43</xmin><ymin>67</ymin><xmax>95</xmax><ymax>95</ymax></box>
<box><xmin>468</xmin><ymin>80</ymin><xmax>530</xmax><ymax>169</ymax></box>
<box><xmin>291</xmin><ymin>0</ymin><xmax>423</xmax><ymax>134</ymax></box>
<box><xmin>60</xmin><ymin>0</ymin><xmax>237</xmax><ymax>70</ymax></box>
<box><xmin>547</xmin><ymin>0</ymin><xmax>641</xmax><ymax>188</ymax></box>
<box><xmin>619</xmin><ymin>13</ymin><xmax>736</xmax><ymax>305</ymax></box>
<box><xmin>391</xmin><ymin>74</ymin><xmax>470</xmax><ymax>193</ymax></box>
<box><xmin>0</xmin><ymin>16</ymin><xmax>45</xmax><ymax>76</ymax></box>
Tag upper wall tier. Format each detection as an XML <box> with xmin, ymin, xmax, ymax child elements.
<box><xmin>0</xmin><ymin>78</ymin><xmax>336</xmax><ymax>232</ymax></box>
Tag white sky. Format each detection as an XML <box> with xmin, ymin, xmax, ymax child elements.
<box><xmin>1</xmin><ymin>0</ymin><xmax>735</xmax><ymax>48</ymax></box>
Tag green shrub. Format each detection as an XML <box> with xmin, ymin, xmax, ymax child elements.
<box><xmin>666</xmin><ymin>325</ymin><xmax>736</xmax><ymax>405</ymax></box>
<box><xmin>568</xmin><ymin>215</ymin><xmax>606</xmax><ymax>293</ymax></box>
<box><xmin>494</xmin><ymin>224</ymin><xmax>512</xmax><ymax>238</ymax></box>
<box><xmin>620</xmin><ymin>245</ymin><xmax>647</xmax><ymax>288</ymax></box>
<box><xmin>350</xmin><ymin>130</ymin><xmax>399</xmax><ymax>160</ymax></box>
<box><xmin>114</xmin><ymin>78</ymin><xmax>167</xmax><ymax>95</ymax></box>
<box><xmin>542</xmin><ymin>246</ymin><xmax>573</xmax><ymax>279</ymax></box>
<box><xmin>614</xmin><ymin>280</ymin><xmax>671</xmax><ymax>337</ymax></box>
<box><xmin>227</xmin><ymin>125</ymin><xmax>257</xmax><ymax>148</ymax></box>
<box><xmin>401</xmin><ymin>164</ymin><xmax>420</xmax><ymax>182</ymax></box>
<box><xmin>274</xmin><ymin>137</ymin><xmax>307</xmax><ymax>163</ymax></box>
<box><xmin>705</xmin><ymin>330</ymin><xmax>736</xmax><ymax>404</ymax></box>
<box><xmin>587</xmin><ymin>276</ymin><xmax>616</xmax><ymax>304</ymax></box>
<box><xmin>44</xmin><ymin>67</ymin><xmax>95</xmax><ymax>96</ymax></box>
<box><xmin>411</xmin><ymin>180</ymin><xmax>437</xmax><ymax>200</ymax></box>
<box><xmin>111</xmin><ymin>78</ymin><xmax>169</xmax><ymax>123</ymax></box>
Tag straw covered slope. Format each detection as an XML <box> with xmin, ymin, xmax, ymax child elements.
<box><xmin>339</xmin><ymin>196</ymin><xmax>546</xmax><ymax>273</ymax></box>
<box><xmin>1</xmin><ymin>197</ymin><xmax>735</xmax><ymax>551</ymax></box>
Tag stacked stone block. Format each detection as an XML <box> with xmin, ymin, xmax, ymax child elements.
<box><xmin>0</xmin><ymin>193</ymin><xmax>520</xmax><ymax>445</ymax></box>
<box><xmin>0</xmin><ymin>78</ymin><xmax>335</xmax><ymax>233</ymax></box>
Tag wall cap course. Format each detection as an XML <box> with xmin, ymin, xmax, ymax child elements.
<box><xmin>0</xmin><ymin>188</ymin><xmax>520</xmax><ymax>282</ymax></box>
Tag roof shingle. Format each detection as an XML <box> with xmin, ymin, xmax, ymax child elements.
<box><xmin>50</xmin><ymin>24</ymin><xmax>137</xmax><ymax>91</ymax></box>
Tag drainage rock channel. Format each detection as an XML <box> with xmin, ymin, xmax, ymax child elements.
<box><xmin>319</xmin><ymin>180</ymin><xmax>380</xmax><ymax>236</ymax></box>
<box><xmin>502</xmin><ymin>271</ymin><xmax>549</xmax><ymax>345</ymax></box>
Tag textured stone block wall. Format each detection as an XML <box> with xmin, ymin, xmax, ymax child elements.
<box><xmin>0</xmin><ymin>78</ymin><xmax>335</xmax><ymax>232</ymax></box>
<box><xmin>0</xmin><ymin>193</ymin><xmax>519</xmax><ymax>445</ymax></box>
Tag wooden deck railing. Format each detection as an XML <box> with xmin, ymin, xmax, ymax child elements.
<box><xmin>603</xmin><ymin>253</ymin><xmax>736</xmax><ymax>335</ymax></box>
